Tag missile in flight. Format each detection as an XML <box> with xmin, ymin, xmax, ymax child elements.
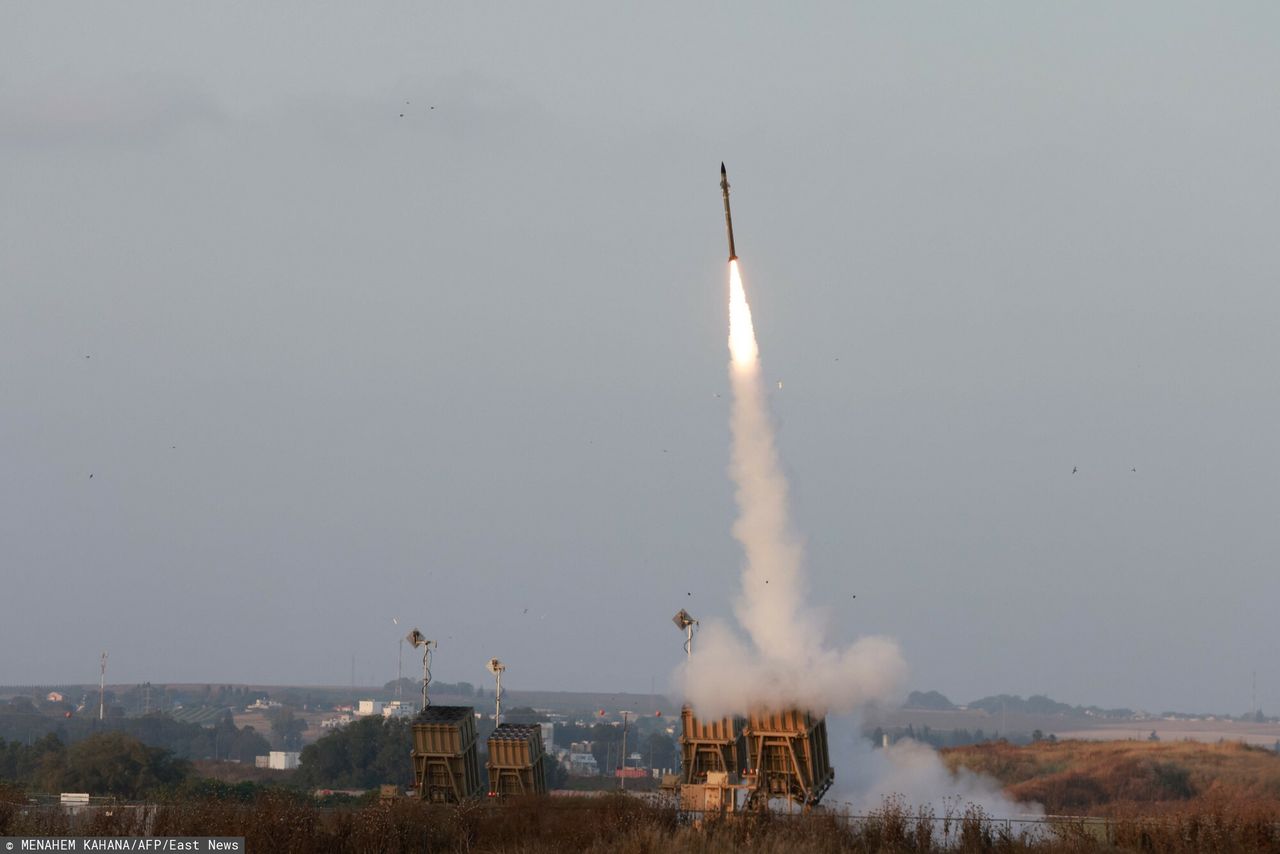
<box><xmin>720</xmin><ymin>162</ymin><xmax>737</xmax><ymax>261</ymax></box>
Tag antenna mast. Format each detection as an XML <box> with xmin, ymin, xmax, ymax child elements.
<box><xmin>98</xmin><ymin>652</ymin><xmax>107</xmax><ymax>721</ymax></box>
<box><xmin>672</xmin><ymin>609</ymin><xmax>698</xmax><ymax>660</ymax></box>
<box><xmin>405</xmin><ymin>630</ymin><xmax>435</xmax><ymax>710</ymax></box>
<box><xmin>487</xmin><ymin>658</ymin><xmax>506</xmax><ymax>725</ymax></box>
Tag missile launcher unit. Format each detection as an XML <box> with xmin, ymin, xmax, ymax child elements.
<box><xmin>743</xmin><ymin>709</ymin><xmax>834</xmax><ymax>809</ymax></box>
<box><xmin>679</xmin><ymin>705</ymin><xmax>834</xmax><ymax>812</ymax></box>
<box><xmin>679</xmin><ymin>706</ymin><xmax>748</xmax><ymax>784</ymax></box>
<box><xmin>486</xmin><ymin>723</ymin><xmax>548</xmax><ymax>797</ymax></box>
<box><xmin>411</xmin><ymin>706</ymin><xmax>483</xmax><ymax>803</ymax></box>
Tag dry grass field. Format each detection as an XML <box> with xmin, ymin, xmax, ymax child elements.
<box><xmin>4</xmin><ymin>790</ymin><xmax>1280</xmax><ymax>853</ymax></box>
<box><xmin>6</xmin><ymin>740</ymin><xmax>1280</xmax><ymax>851</ymax></box>
<box><xmin>943</xmin><ymin>738</ymin><xmax>1280</xmax><ymax>815</ymax></box>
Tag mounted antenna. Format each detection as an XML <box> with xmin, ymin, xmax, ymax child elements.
<box><xmin>486</xmin><ymin>658</ymin><xmax>506</xmax><ymax>725</ymax></box>
<box><xmin>672</xmin><ymin>609</ymin><xmax>698</xmax><ymax>660</ymax></box>
<box><xmin>406</xmin><ymin>629</ymin><xmax>436</xmax><ymax>710</ymax></box>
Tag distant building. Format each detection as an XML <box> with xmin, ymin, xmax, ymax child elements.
<box><xmin>46</xmin><ymin>691</ymin><xmax>64</xmax><ymax>703</ymax></box>
<box><xmin>356</xmin><ymin>700</ymin><xmax>384</xmax><ymax>718</ymax></box>
<box><xmin>245</xmin><ymin>699</ymin><xmax>282</xmax><ymax>712</ymax></box>
<box><xmin>382</xmin><ymin>701</ymin><xmax>415</xmax><ymax>720</ymax></box>
<box><xmin>568</xmin><ymin>753</ymin><xmax>599</xmax><ymax>776</ymax></box>
<box><xmin>320</xmin><ymin>714</ymin><xmax>352</xmax><ymax>729</ymax></box>
<box><xmin>539</xmin><ymin>722</ymin><xmax>555</xmax><ymax>750</ymax></box>
<box><xmin>267</xmin><ymin>751</ymin><xmax>300</xmax><ymax>770</ymax></box>
<box><xmin>254</xmin><ymin>756</ymin><xmax>270</xmax><ymax>769</ymax></box>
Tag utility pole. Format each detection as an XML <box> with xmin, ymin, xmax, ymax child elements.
<box><xmin>98</xmin><ymin>652</ymin><xmax>107</xmax><ymax>721</ymax></box>
<box><xmin>619</xmin><ymin>711</ymin><xmax>631</xmax><ymax>791</ymax></box>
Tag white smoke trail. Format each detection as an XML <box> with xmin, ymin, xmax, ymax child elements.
<box><xmin>676</xmin><ymin>261</ymin><xmax>1039</xmax><ymax>820</ymax></box>
<box><xmin>679</xmin><ymin>261</ymin><xmax>907</xmax><ymax>717</ymax></box>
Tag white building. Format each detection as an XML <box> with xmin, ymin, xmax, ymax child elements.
<box><xmin>356</xmin><ymin>699</ymin><xmax>384</xmax><ymax>717</ymax></box>
<box><xmin>267</xmin><ymin>751</ymin><xmax>300</xmax><ymax>770</ymax></box>
<box><xmin>539</xmin><ymin>722</ymin><xmax>555</xmax><ymax>750</ymax></box>
<box><xmin>382</xmin><ymin>701</ymin><xmax>415</xmax><ymax>719</ymax></box>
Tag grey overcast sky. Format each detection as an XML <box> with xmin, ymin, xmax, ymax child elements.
<box><xmin>3</xmin><ymin>3</ymin><xmax>1278</xmax><ymax>714</ymax></box>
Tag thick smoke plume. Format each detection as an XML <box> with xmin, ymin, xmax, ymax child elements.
<box><xmin>679</xmin><ymin>261</ymin><xmax>907</xmax><ymax>718</ymax></box>
<box><xmin>826</xmin><ymin>717</ymin><xmax>1043</xmax><ymax>819</ymax></box>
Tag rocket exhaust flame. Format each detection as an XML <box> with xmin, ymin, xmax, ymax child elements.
<box><xmin>728</xmin><ymin>261</ymin><xmax>758</xmax><ymax>368</ymax></box>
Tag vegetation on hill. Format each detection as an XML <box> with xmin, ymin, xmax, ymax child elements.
<box><xmin>296</xmin><ymin>717</ymin><xmax>415</xmax><ymax>789</ymax></box>
<box><xmin>905</xmin><ymin>690</ymin><xmax>957</xmax><ymax>710</ymax></box>
<box><xmin>0</xmin><ymin>732</ymin><xmax>190</xmax><ymax>798</ymax></box>
<box><xmin>943</xmin><ymin>738</ymin><xmax>1280</xmax><ymax>814</ymax></box>
<box><xmin>0</xmin><ymin>707</ymin><xmax>268</xmax><ymax>763</ymax></box>
<box><xmin>966</xmin><ymin>694</ymin><xmax>1135</xmax><ymax>719</ymax></box>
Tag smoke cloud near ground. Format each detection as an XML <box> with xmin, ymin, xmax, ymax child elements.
<box><xmin>678</xmin><ymin>261</ymin><xmax>907</xmax><ymax>717</ymax></box>
<box><xmin>826</xmin><ymin>716</ymin><xmax>1043</xmax><ymax>818</ymax></box>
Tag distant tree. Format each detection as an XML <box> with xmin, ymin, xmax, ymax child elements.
<box><xmin>642</xmin><ymin>732</ymin><xmax>676</xmax><ymax>770</ymax></box>
<box><xmin>296</xmin><ymin>717</ymin><xmax>413</xmax><ymax>789</ymax></box>
<box><xmin>60</xmin><ymin>732</ymin><xmax>190</xmax><ymax>798</ymax></box>
<box><xmin>1148</xmin><ymin>730</ymin><xmax>1160</xmax><ymax>741</ymax></box>
<box><xmin>383</xmin><ymin>678</ymin><xmax>418</xmax><ymax>697</ymax></box>
<box><xmin>870</xmin><ymin>727</ymin><xmax>885</xmax><ymax>748</ymax></box>
<box><xmin>502</xmin><ymin>707</ymin><xmax>544</xmax><ymax>725</ymax></box>
<box><xmin>455</xmin><ymin>682</ymin><xmax>475</xmax><ymax>697</ymax></box>
<box><xmin>268</xmin><ymin>708</ymin><xmax>307</xmax><ymax>751</ymax></box>
<box><xmin>545</xmin><ymin>758</ymin><xmax>568</xmax><ymax>789</ymax></box>
<box><xmin>1032</xmin><ymin>730</ymin><xmax>1044</xmax><ymax>742</ymax></box>
<box><xmin>0</xmin><ymin>732</ymin><xmax>66</xmax><ymax>791</ymax></box>
<box><xmin>588</xmin><ymin>723</ymin><xmax>627</xmax><ymax>775</ymax></box>
<box><xmin>6</xmin><ymin>698</ymin><xmax>37</xmax><ymax>716</ymax></box>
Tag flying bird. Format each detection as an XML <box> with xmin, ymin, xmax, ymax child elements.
<box><xmin>1072</xmin><ymin>467</ymin><xmax>1078</xmax><ymax>474</ymax></box>
<box><xmin>1131</xmin><ymin>467</ymin><xmax>1137</xmax><ymax>473</ymax></box>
